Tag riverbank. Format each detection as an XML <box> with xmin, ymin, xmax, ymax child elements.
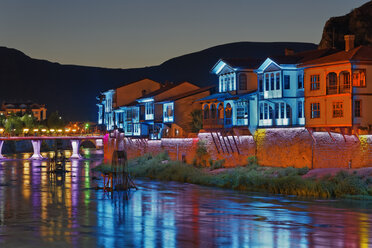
<box><xmin>125</xmin><ymin>152</ymin><xmax>372</xmax><ymax>200</ymax></box>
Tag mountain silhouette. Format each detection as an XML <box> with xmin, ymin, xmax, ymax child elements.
<box><xmin>0</xmin><ymin>42</ymin><xmax>317</xmax><ymax>121</ymax></box>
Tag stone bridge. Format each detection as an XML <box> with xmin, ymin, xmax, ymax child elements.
<box><xmin>0</xmin><ymin>135</ymin><xmax>105</xmax><ymax>160</ymax></box>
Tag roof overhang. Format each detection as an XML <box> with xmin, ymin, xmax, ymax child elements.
<box><xmin>210</xmin><ymin>59</ymin><xmax>235</xmax><ymax>75</ymax></box>
<box><xmin>255</xmin><ymin>58</ymin><xmax>281</xmax><ymax>73</ymax></box>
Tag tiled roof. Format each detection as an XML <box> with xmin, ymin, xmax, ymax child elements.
<box><xmin>271</xmin><ymin>48</ymin><xmax>339</xmax><ymax>65</ymax></box>
<box><xmin>2</xmin><ymin>101</ymin><xmax>45</xmax><ymax>110</ymax></box>
<box><xmin>138</xmin><ymin>82</ymin><xmax>183</xmax><ymax>99</ymax></box>
<box><xmin>220</xmin><ymin>58</ymin><xmax>263</xmax><ymax>70</ymax></box>
<box><xmin>300</xmin><ymin>46</ymin><xmax>372</xmax><ymax>66</ymax></box>
<box><xmin>158</xmin><ymin>86</ymin><xmax>214</xmax><ymax>102</ymax></box>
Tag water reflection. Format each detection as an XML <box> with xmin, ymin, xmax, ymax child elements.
<box><xmin>0</xmin><ymin>149</ymin><xmax>371</xmax><ymax>247</ymax></box>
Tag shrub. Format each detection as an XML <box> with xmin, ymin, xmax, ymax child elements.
<box><xmin>246</xmin><ymin>156</ymin><xmax>258</xmax><ymax>166</ymax></box>
<box><xmin>210</xmin><ymin>159</ymin><xmax>225</xmax><ymax>171</ymax></box>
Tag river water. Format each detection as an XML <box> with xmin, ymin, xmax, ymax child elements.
<box><xmin>0</xmin><ymin>149</ymin><xmax>371</xmax><ymax>248</ymax></box>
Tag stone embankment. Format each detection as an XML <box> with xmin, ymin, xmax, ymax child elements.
<box><xmin>105</xmin><ymin>128</ymin><xmax>372</xmax><ymax>169</ymax></box>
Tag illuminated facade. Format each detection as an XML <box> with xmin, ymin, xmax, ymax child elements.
<box><xmin>97</xmin><ymin>78</ymin><xmax>161</xmax><ymax>130</ymax></box>
<box><xmin>198</xmin><ymin>58</ymin><xmax>260</xmax><ymax>133</ymax></box>
<box><xmin>300</xmin><ymin>35</ymin><xmax>372</xmax><ymax>134</ymax></box>
<box><xmin>120</xmin><ymin>82</ymin><xmax>211</xmax><ymax>139</ymax></box>
<box><xmin>255</xmin><ymin>58</ymin><xmax>305</xmax><ymax>128</ymax></box>
<box><xmin>0</xmin><ymin>101</ymin><xmax>47</xmax><ymax>121</ymax></box>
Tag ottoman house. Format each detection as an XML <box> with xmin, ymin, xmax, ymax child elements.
<box><xmin>97</xmin><ymin>78</ymin><xmax>161</xmax><ymax>130</ymax></box>
<box><xmin>300</xmin><ymin>35</ymin><xmax>372</xmax><ymax>138</ymax></box>
<box><xmin>131</xmin><ymin>82</ymin><xmax>211</xmax><ymax>139</ymax></box>
<box><xmin>198</xmin><ymin>58</ymin><xmax>261</xmax><ymax>133</ymax></box>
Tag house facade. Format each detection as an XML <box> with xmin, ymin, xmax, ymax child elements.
<box><xmin>0</xmin><ymin>101</ymin><xmax>47</xmax><ymax>121</ymax></box>
<box><xmin>198</xmin><ymin>58</ymin><xmax>260</xmax><ymax>133</ymax></box>
<box><xmin>255</xmin><ymin>58</ymin><xmax>305</xmax><ymax>128</ymax></box>
<box><xmin>97</xmin><ymin>78</ymin><xmax>161</xmax><ymax>131</ymax></box>
<box><xmin>126</xmin><ymin>82</ymin><xmax>210</xmax><ymax>139</ymax></box>
<box><xmin>300</xmin><ymin>35</ymin><xmax>372</xmax><ymax>134</ymax></box>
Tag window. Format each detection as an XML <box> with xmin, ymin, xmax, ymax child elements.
<box><xmin>275</xmin><ymin>103</ymin><xmax>279</xmax><ymax>119</ymax></box>
<box><xmin>341</xmin><ymin>71</ymin><xmax>351</xmax><ymax>90</ymax></box>
<box><xmin>298</xmin><ymin>101</ymin><xmax>303</xmax><ymax>118</ymax></box>
<box><xmin>163</xmin><ymin>103</ymin><xmax>174</xmax><ymax>122</ymax></box>
<box><xmin>327</xmin><ymin>72</ymin><xmax>338</xmax><ymax>94</ymax></box>
<box><xmin>259</xmin><ymin>103</ymin><xmax>263</xmax><ymax>120</ymax></box>
<box><xmin>227</xmin><ymin>77</ymin><xmax>231</xmax><ymax>91</ymax></box>
<box><xmin>210</xmin><ymin>104</ymin><xmax>217</xmax><ymax>119</ymax></box>
<box><xmin>284</xmin><ymin>75</ymin><xmax>290</xmax><ymax>89</ymax></box>
<box><xmin>280</xmin><ymin>103</ymin><xmax>285</xmax><ymax>119</ymax></box>
<box><xmin>286</xmin><ymin>105</ymin><xmax>291</xmax><ymax>119</ymax></box>
<box><xmin>225</xmin><ymin>103</ymin><xmax>232</xmax><ymax>118</ymax></box>
<box><xmin>259</xmin><ymin>77</ymin><xmax>263</xmax><ymax>92</ymax></box>
<box><xmin>310</xmin><ymin>75</ymin><xmax>320</xmax><ymax>90</ymax></box>
<box><xmin>236</xmin><ymin>101</ymin><xmax>248</xmax><ymax>118</ymax></box>
<box><xmin>145</xmin><ymin>102</ymin><xmax>154</xmax><ymax>120</ymax></box>
<box><xmin>298</xmin><ymin>74</ymin><xmax>303</xmax><ymax>89</ymax></box>
<box><xmin>354</xmin><ymin>100</ymin><xmax>361</xmax><ymax>117</ymax></box>
<box><xmin>264</xmin><ymin>103</ymin><xmax>268</xmax><ymax>119</ymax></box>
<box><xmin>269</xmin><ymin>106</ymin><xmax>274</xmax><ymax>119</ymax></box>
<box><xmin>352</xmin><ymin>70</ymin><xmax>366</xmax><ymax>87</ymax></box>
<box><xmin>203</xmin><ymin>105</ymin><xmax>209</xmax><ymax>119</ymax></box>
<box><xmin>311</xmin><ymin>103</ymin><xmax>320</xmax><ymax>119</ymax></box>
<box><xmin>126</xmin><ymin>123</ymin><xmax>132</xmax><ymax>133</ymax></box>
<box><xmin>332</xmin><ymin>102</ymin><xmax>343</xmax><ymax>118</ymax></box>
<box><xmin>239</xmin><ymin>74</ymin><xmax>247</xmax><ymax>90</ymax></box>
<box><xmin>276</xmin><ymin>73</ymin><xmax>280</xmax><ymax>90</ymax></box>
<box><xmin>265</xmin><ymin>75</ymin><xmax>269</xmax><ymax>91</ymax></box>
<box><xmin>236</xmin><ymin>101</ymin><xmax>248</xmax><ymax>125</ymax></box>
<box><xmin>270</xmin><ymin>74</ymin><xmax>275</xmax><ymax>90</ymax></box>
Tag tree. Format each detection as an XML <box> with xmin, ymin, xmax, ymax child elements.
<box><xmin>47</xmin><ymin>111</ymin><xmax>65</xmax><ymax>128</ymax></box>
<box><xmin>21</xmin><ymin>114</ymin><xmax>36</xmax><ymax>129</ymax></box>
<box><xmin>189</xmin><ymin>109</ymin><xmax>203</xmax><ymax>133</ymax></box>
<box><xmin>4</xmin><ymin>115</ymin><xmax>23</xmax><ymax>135</ymax></box>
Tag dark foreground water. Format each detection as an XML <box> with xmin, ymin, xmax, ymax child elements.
<box><xmin>0</xmin><ymin>149</ymin><xmax>371</xmax><ymax>248</ymax></box>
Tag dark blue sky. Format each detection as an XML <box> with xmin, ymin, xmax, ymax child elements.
<box><xmin>0</xmin><ymin>0</ymin><xmax>368</xmax><ymax>68</ymax></box>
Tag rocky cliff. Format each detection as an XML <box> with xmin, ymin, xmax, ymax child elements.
<box><xmin>319</xmin><ymin>1</ymin><xmax>372</xmax><ymax>49</ymax></box>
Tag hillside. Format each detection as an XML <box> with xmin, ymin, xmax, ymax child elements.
<box><xmin>0</xmin><ymin>42</ymin><xmax>317</xmax><ymax>121</ymax></box>
<box><xmin>319</xmin><ymin>1</ymin><xmax>372</xmax><ymax>49</ymax></box>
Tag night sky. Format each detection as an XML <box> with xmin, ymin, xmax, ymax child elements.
<box><xmin>0</xmin><ymin>0</ymin><xmax>369</xmax><ymax>68</ymax></box>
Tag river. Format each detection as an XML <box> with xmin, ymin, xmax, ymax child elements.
<box><xmin>0</xmin><ymin>149</ymin><xmax>371</xmax><ymax>247</ymax></box>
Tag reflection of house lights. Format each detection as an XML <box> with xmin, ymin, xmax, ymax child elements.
<box><xmin>50</xmin><ymin>129</ymin><xmax>55</xmax><ymax>132</ymax></box>
<box><xmin>65</xmin><ymin>128</ymin><xmax>70</xmax><ymax>133</ymax></box>
<box><xmin>41</xmin><ymin>129</ymin><xmax>47</xmax><ymax>132</ymax></box>
<box><xmin>72</xmin><ymin>129</ymin><xmax>77</xmax><ymax>133</ymax></box>
<box><xmin>0</xmin><ymin>128</ymin><xmax>4</xmax><ymax>134</ymax></box>
<box><xmin>33</xmin><ymin>129</ymin><xmax>39</xmax><ymax>132</ymax></box>
<box><xmin>23</xmin><ymin>128</ymin><xmax>29</xmax><ymax>133</ymax></box>
<box><xmin>57</xmin><ymin>129</ymin><xmax>63</xmax><ymax>133</ymax></box>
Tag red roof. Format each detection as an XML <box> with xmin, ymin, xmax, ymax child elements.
<box><xmin>300</xmin><ymin>46</ymin><xmax>372</xmax><ymax>66</ymax></box>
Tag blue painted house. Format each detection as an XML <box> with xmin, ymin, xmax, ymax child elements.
<box><xmin>254</xmin><ymin>49</ymin><xmax>336</xmax><ymax>128</ymax></box>
<box><xmin>125</xmin><ymin>82</ymin><xmax>211</xmax><ymax>139</ymax></box>
<box><xmin>198</xmin><ymin>58</ymin><xmax>261</xmax><ymax>133</ymax></box>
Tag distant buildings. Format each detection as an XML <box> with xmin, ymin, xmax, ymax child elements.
<box><xmin>97</xmin><ymin>35</ymin><xmax>372</xmax><ymax>137</ymax></box>
<box><xmin>0</xmin><ymin>101</ymin><xmax>47</xmax><ymax>121</ymax></box>
<box><xmin>97</xmin><ymin>79</ymin><xmax>212</xmax><ymax>138</ymax></box>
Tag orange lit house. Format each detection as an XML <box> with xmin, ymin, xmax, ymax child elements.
<box><xmin>0</xmin><ymin>101</ymin><xmax>47</xmax><ymax>121</ymax></box>
<box><xmin>300</xmin><ymin>35</ymin><xmax>372</xmax><ymax>136</ymax></box>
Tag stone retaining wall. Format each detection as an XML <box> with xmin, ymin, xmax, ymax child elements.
<box><xmin>105</xmin><ymin>128</ymin><xmax>372</xmax><ymax>169</ymax></box>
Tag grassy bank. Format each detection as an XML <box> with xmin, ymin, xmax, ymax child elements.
<box><xmin>123</xmin><ymin>152</ymin><xmax>372</xmax><ymax>199</ymax></box>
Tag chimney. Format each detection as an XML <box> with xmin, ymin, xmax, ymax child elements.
<box><xmin>344</xmin><ymin>35</ymin><xmax>355</xmax><ymax>52</ymax></box>
<box><xmin>284</xmin><ymin>48</ymin><xmax>295</xmax><ymax>56</ymax></box>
